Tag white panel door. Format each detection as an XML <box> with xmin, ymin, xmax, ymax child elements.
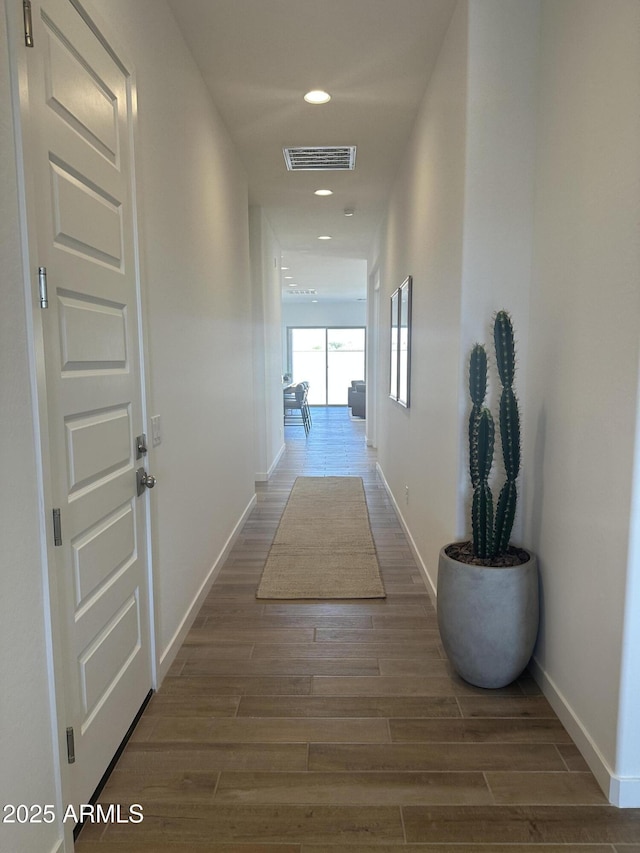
<box><xmin>25</xmin><ymin>0</ymin><xmax>152</xmax><ymax>808</ymax></box>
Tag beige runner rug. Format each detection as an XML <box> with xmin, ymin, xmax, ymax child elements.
<box><xmin>256</xmin><ymin>476</ymin><xmax>385</xmax><ymax>599</ymax></box>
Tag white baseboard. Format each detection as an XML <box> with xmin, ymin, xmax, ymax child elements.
<box><xmin>609</xmin><ymin>775</ymin><xmax>640</xmax><ymax>808</ymax></box>
<box><xmin>528</xmin><ymin>656</ymin><xmax>640</xmax><ymax>807</ymax></box>
<box><xmin>157</xmin><ymin>492</ymin><xmax>257</xmax><ymax>682</ymax></box>
<box><xmin>268</xmin><ymin>442</ymin><xmax>286</xmax><ymax>478</ymax></box>
<box><xmin>255</xmin><ymin>442</ymin><xmax>286</xmax><ymax>482</ymax></box>
<box><xmin>375</xmin><ymin>462</ymin><xmax>437</xmax><ymax>602</ymax></box>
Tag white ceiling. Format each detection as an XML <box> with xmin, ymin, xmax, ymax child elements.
<box><xmin>166</xmin><ymin>0</ymin><xmax>457</xmax><ymax>302</ymax></box>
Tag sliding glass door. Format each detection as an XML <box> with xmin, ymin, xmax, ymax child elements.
<box><xmin>289</xmin><ymin>327</ymin><xmax>366</xmax><ymax>406</ymax></box>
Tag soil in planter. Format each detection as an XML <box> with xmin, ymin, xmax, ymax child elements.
<box><xmin>445</xmin><ymin>540</ymin><xmax>531</xmax><ymax>567</ymax></box>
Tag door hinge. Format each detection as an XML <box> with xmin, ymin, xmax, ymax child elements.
<box><xmin>66</xmin><ymin>727</ymin><xmax>75</xmax><ymax>764</ymax></box>
<box><xmin>38</xmin><ymin>266</ymin><xmax>48</xmax><ymax>308</ymax></box>
<box><xmin>52</xmin><ymin>508</ymin><xmax>62</xmax><ymax>546</ymax></box>
<box><xmin>23</xmin><ymin>0</ymin><xmax>34</xmax><ymax>47</ymax></box>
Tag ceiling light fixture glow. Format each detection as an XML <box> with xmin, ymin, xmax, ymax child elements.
<box><xmin>314</xmin><ymin>189</ymin><xmax>333</xmax><ymax>196</ymax></box>
<box><xmin>304</xmin><ymin>89</ymin><xmax>331</xmax><ymax>104</ymax></box>
<box><xmin>317</xmin><ymin>235</ymin><xmax>332</xmax><ymax>240</ymax></box>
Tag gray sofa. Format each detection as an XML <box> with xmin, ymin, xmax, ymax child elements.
<box><xmin>348</xmin><ymin>380</ymin><xmax>366</xmax><ymax>418</ymax></box>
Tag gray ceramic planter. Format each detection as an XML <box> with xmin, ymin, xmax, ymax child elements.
<box><xmin>437</xmin><ymin>545</ymin><xmax>539</xmax><ymax>688</ymax></box>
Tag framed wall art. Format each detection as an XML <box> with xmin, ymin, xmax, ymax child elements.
<box><xmin>389</xmin><ymin>275</ymin><xmax>412</xmax><ymax>408</ymax></box>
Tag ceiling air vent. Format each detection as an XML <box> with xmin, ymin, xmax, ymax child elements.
<box><xmin>286</xmin><ymin>289</ymin><xmax>317</xmax><ymax>296</ymax></box>
<box><xmin>283</xmin><ymin>146</ymin><xmax>356</xmax><ymax>171</ymax></box>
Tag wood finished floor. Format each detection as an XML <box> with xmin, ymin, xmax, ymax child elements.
<box><xmin>77</xmin><ymin>408</ymin><xmax>640</xmax><ymax>851</ymax></box>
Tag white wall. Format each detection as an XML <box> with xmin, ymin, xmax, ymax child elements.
<box><xmin>374</xmin><ymin>0</ymin><xmax>640</xmax><ymax>807</ymax></box>
<box><xmin>86</xmin><ymin>0</ymin><xmax>256</xmax><ymax>671</ymax></box>
<box><xmin>373</xmin><ymin>0</ymin><xmax>538</xmax><ymax>586</ymax></box>
<box><xmin>457</xmin><ymin>0</ymin><xmax>539</xmax><ymax>538</ymax></box>
<box><xmin>524</xmin><ymin>0</ymin><xmax>640</xmax><ymax>805</ymax></box>
<box><xmin>373</xmin><ymin>0</ymin><xmax>469</xmax><ymax>586</ymax></box>
<box><xmin>250</xmin><ymin>207</ymin><xmax>285</xmax><ymax>480</ymax></box>
<box><xmin>0</xmin><ymin>3</ymin><xmax>62</xmax><ymax>850</ymax></box>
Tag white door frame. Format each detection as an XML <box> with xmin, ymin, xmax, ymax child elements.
<box><xmin>7</xmin><ymin>1</ymin><xmax>157</xmax><ymax>846</ymax></box>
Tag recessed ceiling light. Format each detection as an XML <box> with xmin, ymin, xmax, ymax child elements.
<box><xmin>311</xmin><ymin>299</ymin><xmax>319</xmax><ymax>303</ymax></box>
<box><xmin>344</xmin><ymin>208</ymin><xmax>355</xmax><ymax>216</ymax></box>
<box><xmin>314</xmin><ymin>189</ymin><xmax>333</xmax><ymax>196</ymax></box>
<box><xmin>281</xmin><ymin>266</ymin><xmax>289</xmax><ymax>270</ymax></box>
<box><xmin>284</xmin><ymin>276</ymin><xmax>293</xmax><ymax>279</ymax></box>
<box><xmin>304</xmin><ymin>90</ymin><xmax>331</xmax><ymax>104</ymax></box>
<box><xmin>318</xmin><ymin>235</ymin><xmax>332</xmax><ymax>240</ymax></box>
<box><xmin>288</xmin><ymin>283</ymin><xmax>296</xmax><ymax>287</ymax></box>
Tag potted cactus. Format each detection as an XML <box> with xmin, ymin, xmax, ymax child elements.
<box><xmin>437</xmin><ymin>311</ymin><xmax>539</xmax><ymax>688</ymax></box>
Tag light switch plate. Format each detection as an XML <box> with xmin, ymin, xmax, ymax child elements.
<box><xmin>151</xmin><ymin>415</ymin><xmax>161</xmax><ymax>447</ymax></box>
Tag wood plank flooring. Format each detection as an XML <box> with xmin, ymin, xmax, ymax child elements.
<box><xmin>76</xmin><ymin>407</ymin><xmax>640</xmax><ymax>851</ymax></box>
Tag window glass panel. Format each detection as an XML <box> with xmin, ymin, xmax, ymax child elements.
<box><xmin>291</xmin><ymin>328</ymin><xmax>326</xmax><ymax>404</ymax></box>
<box><xmin>390</xmin><ymin>292</ymin><xmax>399</xmax><ymax>400</ymax></box>
<box><xmin>327</xmin><ymin>328</ymin><xmax>365</xmax><ymax>405</ymax></box>
<box><xmin>327</xmin><ymin>328</ymin><xmax>365</xmax><ymax>352</ymax></box>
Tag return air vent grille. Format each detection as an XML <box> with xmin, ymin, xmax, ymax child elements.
<box><xmin>285</xmin><ymin>289</ymin><xmax>317</xmax><ymax>295</ymax></box>
<box><xmin>283</xmin><ymin>146</ymin><xmax>356</xmax><ymax>171</ymax></box>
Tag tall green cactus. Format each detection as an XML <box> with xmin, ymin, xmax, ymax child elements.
<box><xmin>468</xmin><ymin>311</ymin><xmax>521</xmax><ymax>559</ymax></box>
<box><xmin>468</xmin><ymin>345</ymin><xmax>494</xmax><ymax>557</ymax></box>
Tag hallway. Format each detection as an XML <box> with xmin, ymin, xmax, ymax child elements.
<box><xmin>76</xmin><ymin>408</ymin><xmax>640</xmax><ymax>850</ymax></box>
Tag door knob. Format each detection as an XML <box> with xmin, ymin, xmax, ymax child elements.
<box><xmin>136</xmin><ymin>467</ymin><xmax>157</xmax><ymax>496</ymax></box>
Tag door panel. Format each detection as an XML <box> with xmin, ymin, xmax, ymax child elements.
<box><xmin>327</xmin><ymin>328</ymin><xmax>365</xmax><ymax>404</ymax></box>
<box><xmin>50</xmin><ymin>160</ymin><xmax>123</xmax><ymax>266</ymax></box>
<box><xmin>65</xmin><ymin>406</ymin><xmax>131</xmax><ymax>492</ymax></box>
<box><xmin>27</xmin><ymin>0</ymin><xmax>152</xmax><ymax>808</ymax></box>
<box><xmin>79</xmin><ymin>594</ymin><xmax>141</xmax><ymax>717</ymax></box>
<box><xmin>45</xmin><ymin>29</ymin><xmax>119</xmax><ymax>162</ymax></box>
<box><xmin>58</xmin><ymin>292</ymin><xmax>127</xmax><ymax>371</ymax></box>
<box><xmin>71</xmin><ymin>502</ymin><xmax>135</xmax><ymax>606</ymax></box>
